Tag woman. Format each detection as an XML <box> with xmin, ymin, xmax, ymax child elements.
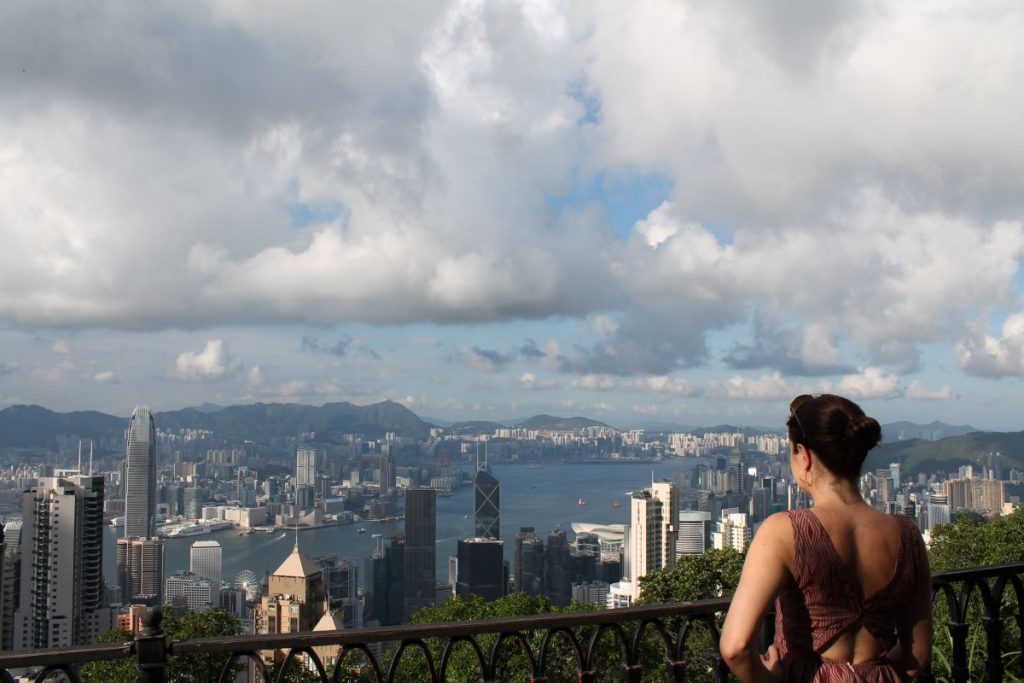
<box><xmin>720</xmin><ymin>394</ymin><xmax>932</xmax><ymax>682</ymax></box>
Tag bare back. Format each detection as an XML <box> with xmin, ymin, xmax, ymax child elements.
<box><xmin>807</xmin><ymin>504</ymin><xmax>903</xmax><ymax>662</ymax></box>
<box><xmin>773</xmin><ymin>505</ymin><xmax>927</xmax><ymax>680</ymax></box>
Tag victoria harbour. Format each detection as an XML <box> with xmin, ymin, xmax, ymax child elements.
<box><xmin>102</xmin><ymin>461</ymin><xmax>697</xmax><ymax>587</ymax></box>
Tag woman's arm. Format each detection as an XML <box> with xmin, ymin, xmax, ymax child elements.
<box><xmin>719</xmin><ymin>512</ymin><xmax>791</xmax><ymax>683</ymax></box>
<box><xmin>887</xmin><ymin>531</ymin><xmax>933</xmax><ymax>679</ymax></box>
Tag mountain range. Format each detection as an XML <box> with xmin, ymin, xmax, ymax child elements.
<box><xmin>0</xmin><ymin>404</ymin><xmax>1018</xmax><ymax>475</ymax></box>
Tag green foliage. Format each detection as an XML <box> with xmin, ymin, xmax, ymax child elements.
<box><xmin>634</xmin><ymin>548</ymin><xmax>745</xmax><ymax>683</ymax></box>
<box><xmin>378</xmin><ymin>593</ymin><xmax>597</xmax><ymax>682</ymax></box>
<box><xmin>929</xmin><ymin>507</ymin><xmax>1024</xmax><ymax>571</ymax></box>
<box><xmin>81</xmin><ymin>609</ymin><xmax>243</xmax><ymax>683</ymax></box>
<box><xmin>927</xmin><ymin>508</ymin><xmax>1024</xmax><ymax>682</ymax></box>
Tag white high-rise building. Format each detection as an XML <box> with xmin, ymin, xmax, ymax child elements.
<box><xmin>712</xmin><ymin>508</ymin><xmax>751</xmax><ymax>552</ymax></box>
<box><xmin>609</xmin><ymin>482</ymin><xmax>677</xmax><ymax>608</ymax></box>
<box><xmin>628</xmin><ymin>482</ymin><xmax>678</xmax><ymax>581</ymax></box>
<box><xmin>190</xmin><ymin>540</ymin><xmax>222</xmax><ymax>588</ymax></box>
<box><xmin>14</xmin><ymin>476</ymin><xmax>110</xmax><ymax>650</ymax></box>
<box><xmin>125</xmin><ymin>406</ymin><xmax>157</xmax><ymax>538</ymax></box>
<box><xmin>676</xmin><ymin>511</ymin><xmax>711</xmax><ymax>556</ymax></box>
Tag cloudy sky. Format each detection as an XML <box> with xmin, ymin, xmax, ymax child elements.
<box><xmin>2</xmin><ymin>0</ymin><xmax>1023</xmax><ymax>429</ymax></box>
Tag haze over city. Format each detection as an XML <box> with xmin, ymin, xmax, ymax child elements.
<box><xmin>3</xmin><ymin>2</ymin><xmax>1024</xmax><ymax>429</ymax></box>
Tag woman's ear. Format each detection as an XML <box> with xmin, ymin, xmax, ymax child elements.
<box><xmin>794</xmin><ymin>443</ymin><xmax>812</xmax><ymax>473</ymax></box>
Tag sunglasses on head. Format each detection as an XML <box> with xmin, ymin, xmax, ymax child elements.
<box><xmin>789</xmin><ymin>394</ymin><xmax>823</xmax><ymax>436</ymax></box>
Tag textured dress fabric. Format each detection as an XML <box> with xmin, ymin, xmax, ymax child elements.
<box><xmin>773</xmin><ymin>509</ymin><xmax>926</xmax><ymax>682</ymax></box>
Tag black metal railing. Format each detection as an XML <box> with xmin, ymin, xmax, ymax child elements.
<box><xmin>1</xmin><ymin>562</ymin><xmax>1022</xmax><ymax>683</ymax></box>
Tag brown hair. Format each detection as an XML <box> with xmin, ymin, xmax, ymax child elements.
<box><xmin>787</xmin><ymin>394</ymin><xmax>881</xmax><ymax>481</ymax></box>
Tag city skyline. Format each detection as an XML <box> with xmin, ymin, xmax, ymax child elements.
<box><xmin>2</xmin><ymin>3</ymin><xmax>1024</xmax><ymax>430</ymax></box>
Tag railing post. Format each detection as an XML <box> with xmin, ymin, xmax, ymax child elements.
<box><xmin>982</xmin><ymin>613</ymin><xmax>1004</xmax><ymax>683</ymax></box>
<box><xmin>136</xmin><ymin>607</ymin><xmax>167</xmax><ymax>683</ymax></box>
<box><xmin>947</xmin><ymin>620</ymin><xmax>970</xmax><ymax>683</ymax></box>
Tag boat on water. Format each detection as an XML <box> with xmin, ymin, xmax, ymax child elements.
<box><xmin>357</xmin><ymin>528</ymin><xmax>368</xmax><ymax>534</ymax></box>
<box><xmin>613</xmin><ymin>499</ymin><xmax>622</xmax><ymax>508</ymax></box>
<box><xmin>108</xmin><ymin>517</ymin><xmax>125</xmax><ymax>528</ymax></box>
<box><xmin>578</xmin><ymin>498</ymin><xmax>586</xmax><ymax>507</ymax></box>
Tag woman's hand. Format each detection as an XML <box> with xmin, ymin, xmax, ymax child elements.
<box><xmin>761</xmin><ymin>645</ymin><xmax>782</xmax><ymax>678</ymax></box>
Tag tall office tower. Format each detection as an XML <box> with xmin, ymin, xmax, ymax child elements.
<box><xmin>403</xmin><ymin>488</ymin><xmax>436</xmax><ymax>618</ymax></box>
<box><xmin>295</xmin><ymin>447</ymin><xmax>318</xmax><ymax>488</ymax></box>
<box><xmin>1</xmin><ymin>521</ymin><xmax>22</xmax><ymax>650</ymax></box>
<box><xmin>889</xmin><ymin>463</ymin><xmax>902</xmax><ymax>489</ymax></box>
<box><xmin>514</xmin><ymin>527</ymin><xmax>545</xmax><ymax>595</ymax></box>
<box><xmin>189</xmin><ymin>540</ymin><xmax>222</xmax><ymax>587</ymax></box>
<box><xmin>14</xmin><ymin>475</ymin><xmax>109</xmax><ymax>649</ymax></box>
<box><xmin>628</xmin><ymin>482</ymin><xmax>679</xmax><ymax>585</ymax></box>
<box><xmin>474</xmin><ymin>469</ymin><xmax>500</xmax><ymax>540</ymax></box>
<box><xmin>544</xmin><ymin>530</ymin><xmax>571</xmax><ymax>607</ymax></box>
<box><xmin>676</xmin><ymin>511</ymin><xmax>711</xmax><ymax>556</ymax></box>
<box><xmin>116</xmin><ymin>537</ymin><xmax>165</xmax><ymax>604</ymax></box>
<box><xmin>379</xmin><ymin>445</ymin><xmax>395</xmax><ymax>491</ymax></box>
<box><xmin>125</xmin><ymin>406</ymin><xmax>157</xmax><ymax>539</ymax></box>
<box><xmin>456</xmin><ymin>538</ymin><xmax>505</xmax><ymax>601</ymax></box>
<box><xmin>316</xmin><ymin>556</ymin><xmax>360</xmax><ymax>628</ymax></box>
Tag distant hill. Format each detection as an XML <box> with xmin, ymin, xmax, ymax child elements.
<box><xmin>0</xmin><ymin>405</ymin><xmax>127</xmax><ymax>447</ymax></box>
<box><xmin>881</xmin><ymin>420</ymin><xmax>979</xmax><ymax>442</ymax></box>
<box><xmin>446</xmin><ymin>420</ymin><xmax>508</xmax><ymax>436</ymax></box>
<box><xmin>868</xmin><ymin>431</ymin><xmax>1024</xmax><ymax>475</ymax></box>
<box><xmin>0</xmin><ymin>400</ymin><xmax>433</xmax><ymax>447</ymax></box>
<box><xmin>516</xmin><ymin>415</ymin><xmax>616</xmax><ymax>431</ymax></box>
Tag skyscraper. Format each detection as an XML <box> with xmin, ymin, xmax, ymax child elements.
<box><xmin>628</xmin><ymin>482</ymin><xmax>678</xmax><ymax>580</ymax></box>
<box><xmin>295</xmin><ymin>447</ymin><xmax>318</xmax><ymax>488</ymax></box>
<box><xmin>125</xmin><ymin>406</ymin><xmax>157</xmax><ymax>538</ymax></box>
<box><xmin>14</xmin><ymin>476</ymin><xmax>109</xmax><ymax>649</ymax></box>
<box><xmin>456</xmin><ymin>538</ymin><xmax>505</xmax><ymax>601</ymax></box>
<box><xmin>514</xmin><ymin>527</ymin><xmax>545</xmax><ymax>595</ymax></box>
<box><xmin>116</xmin><ymin>537</ymin><xmax>164</xmax><ymax>604</ymax></box>
<box><xmin>404</xmin><ymin>488</ymin><xmax>436</xmax><ymax>618</ymax></box>
<box><xmin>474</xmin><ymin>469</ymin><xmax>500</xmax><ymax>540</ymax></box>
<box><xmin>379</xmin><ymin>445</ymin><xmax>395</xmax><ymax>491</ymax></box>
<box><xmin>544</xmin><ymin>530</ymin><xmax>571</xmax><ymax>606</ymax></box>
<box><xmin>255</xmin><ymin>538</ymin><xmax>327</xmax><ymax>665</ymax></box>
<box><xmin>1</xmin><ymin>521</ymin><xmax>22</xmax><ymax>650</ymax></box>
<box><xmin>676</xmin><ymin>511</ymin><xmax>711</xmax><ymax>556</ymax></box>
<box><xmin>189</xmin><ymin>540</ymin><xmax>222</xmax><ymax>588</ymax></box>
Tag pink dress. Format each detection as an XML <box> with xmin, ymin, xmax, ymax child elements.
<box><xmin>773</xmin><ymin>509</ymin><xmax>927</xmax><ymax>682</ymax></box>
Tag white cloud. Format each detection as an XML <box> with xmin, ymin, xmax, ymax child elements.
<box><xmin>514</xmin><ymin>372</ymin><xmax>559</xmax><ymax>391</ymax></box>
<box><xmin>247</xmin><ymin>366</ymin><xmax>264</xmax><ymax>388</ymax></box>
<box><xmin>708</xmin><ymin>372</ymin><xmax>791</xmax><ymax>401</ymax></box>
<box><xmin>904</xmin><ymin>379</ymin><xmax>953</xmax><ymax>401</ymax></box>
<box><xmin>570</xmin><ymin>374</ymin><xmax>617</xmax><ymax>391</ymax></box>
<box><xmin>51</xmin><ymin>340</ymin><xmax>70</xmax><ymax>354</ymax></box>
<box><xmin>92</xmin><ymin>371</ymin><xmax>119</xmax><ymax>383</ymax></box>
<box><xmin>172</xmin><ymin>340</ymin><xmax>241</xmax><ymax>380</ymax></box>
<box><xmin>956</xmin><ymin>314</ymin><xmax>1024</xmax><ymax>377</ymax></box>
<box><xmin>834</xmin><ymin>367</ymin><xmax>901</xmax><ymax>400</ymax></box>
<box><xmin>621</xmin><ymin>375</ymin><xmax>702</xmax><ymax>396</ymax></box>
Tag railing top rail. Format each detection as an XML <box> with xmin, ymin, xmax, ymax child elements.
<box><xmin>0</xmin><ymin>640</ymin><xmax>133</xmax><ymax>669</ymax></box>
<box><xmin>171</xmin><ymin>597</ymin><xmax>734</xmax><ymax>655</ymax></box>
<box><xmin>1</xmin><ymin>561</ymin><xmax>1022</xmax><ymax>670</ymax></box>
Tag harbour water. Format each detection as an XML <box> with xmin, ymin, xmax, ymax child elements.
<box><xmin>102</xmin><ymin>460</ymin><xmax>698</xmax><ymax>589</ymax></box>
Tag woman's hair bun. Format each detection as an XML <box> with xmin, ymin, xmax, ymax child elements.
<box><xmin>845</xmin><ymin>415</ymin><xmax>881</xmax><ymax>453</ymax></box>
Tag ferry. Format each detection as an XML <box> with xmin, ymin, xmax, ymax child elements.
<box><xmin>357</xmin><ymin>528</ymin><xmax>368</xmax><ymax>535</ymax></box>
<box><xmin>577</xmin><ymin>498</ymin><xmax>586</xmax><ymax>507</ymax></box>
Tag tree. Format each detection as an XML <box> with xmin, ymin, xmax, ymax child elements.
<box><xmin>634</xmin><ymin>548</ymin><xmax>746</xmax><ymax>683</ymax></box>
<box><xmin>81</xmin><ymin>609</ymin><xmax>243</xmax><ymax>683</ymax></box>
<box><xmin>927</xmin><ymin>508</ymin><xmax>1024</xmax><ymax>682</ymax></box>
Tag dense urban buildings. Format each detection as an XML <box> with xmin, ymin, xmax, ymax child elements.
<box><xmin>116</xmin><ymin>536</ymin><xmax>165</xmax><ymax>605</ymax></box>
